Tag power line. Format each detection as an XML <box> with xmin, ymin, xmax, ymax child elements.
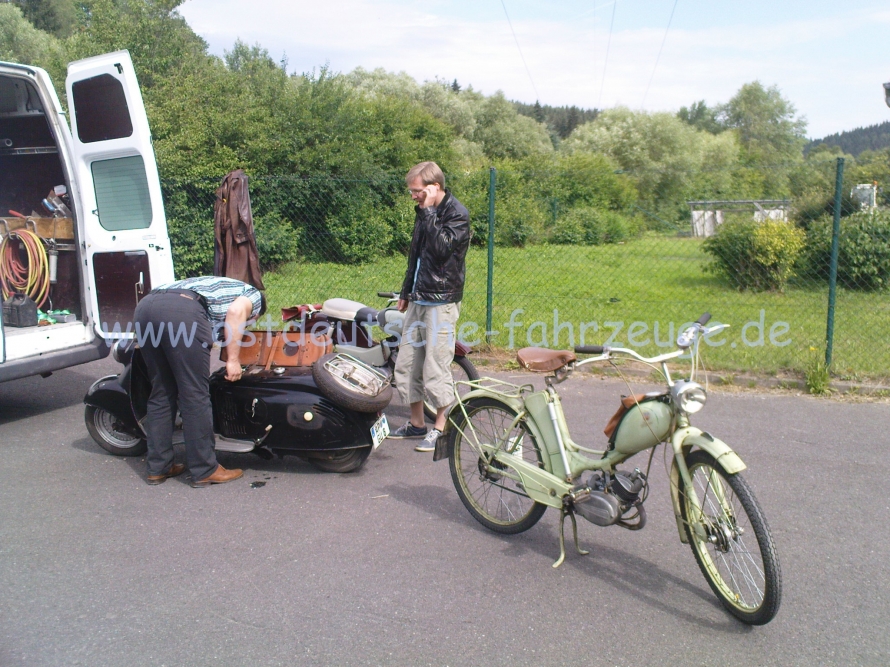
<box><xmin>641</xmin><ymin>0</ymin><xmax>679</xmax><ymax>108</ymax></box>
<box><xmin>500</xmin><ymin>0</ymin><xmax>540</xmax><ymax>102</ymax></box>
<box><xmin>598</xmin><ymin>0</ymin><xmax>617</xmax><ymax>109</ymax></box>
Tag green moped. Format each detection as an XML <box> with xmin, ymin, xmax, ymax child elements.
<box><xmin>436</xmin><ymin>314</ymin><xmax>781</xmax><ymax>625</ymax></box>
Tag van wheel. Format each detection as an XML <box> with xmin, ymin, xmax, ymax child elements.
<box><xmin>85</xmin><ymin>405</ymin><xmax>147</xmax><ymax>457</ymax></box>
<box><xmin>312</xmin><ymin>353</ymin><xmax>393</xmax><ymax>413</ymax></box>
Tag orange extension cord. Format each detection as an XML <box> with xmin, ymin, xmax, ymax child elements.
<box><xmin>0</xmin><ymin>228</ymin><xmax>50</xmax><ymax>308</ymax></box>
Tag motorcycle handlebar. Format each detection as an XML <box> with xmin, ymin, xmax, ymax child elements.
<box><xmin>574</xmin><ymin>345</ymin><xmax>605</xmax><ymax>355</ymax></box>
<box><xmin>696</xmin><ymin>312</ymin><xmax>712</xmax><ymax>326</ymax></box>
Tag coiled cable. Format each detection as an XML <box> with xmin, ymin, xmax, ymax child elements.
<box><xmin>0</xmin><ymin>227</ymin><xmax>50</xmax><ymax>308</ymax></box>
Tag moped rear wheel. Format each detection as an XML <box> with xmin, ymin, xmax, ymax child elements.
<box><xmin>448</xmin><ymin>397</ymin><xmax>547</xmax><ymax>534</ymax></box>
<box><xmin>307</xmin><ymin>447</ymin><xmax>371</xmax><ymax>473</ymax></box>
<box><xmin>680</xmin><ymin>450</ymin><xmax>782</xmax><ymax>625</ymax></box>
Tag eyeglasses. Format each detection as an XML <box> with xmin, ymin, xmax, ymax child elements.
<box><xmin>408</xmin><ymin>188</ymin><xmax>425</xmax><ymax>195</ymax></box>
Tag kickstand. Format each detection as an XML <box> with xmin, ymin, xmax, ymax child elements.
<box><xmin>553</xmin><ymin>507</ymin><xmax>590</xmax><ymax>568</ymax></box>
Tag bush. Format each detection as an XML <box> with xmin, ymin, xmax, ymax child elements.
<box><xmin>451</xmin><ymin>167</ymin><xmax>548</xmax><ymax>247</ymax></box>
<box><xmin>702</xmin><ymin>216</ymin><xmax>805</xmax><ymax>291</ymax></box>
<box><xmin>803</xmin><ymin>209</ymin><xmax>890</xmax><ymax>290</ymax></box>
<box><xmin>168</xmin><ymin>215</ymin><xmax>214</xmax><ymax>278</ymax></box>
<box><xmin>254</xmin><ymin>215</ymin><xmax>300</xmax><ymax>271</ymax></box>
<box><xmin>167</xmin><ymin>214</ymin><xmax>300</xmax><ymax>278</ymax></box>
<box><xmin>551</xmin><ymin>207</ymin><xmax>638</xmax><ymax>245</ymax></box>
<box><xmin>323</xmin><ymin>199</ymin><xmax>394</xmax><ymax>264</ymax></box>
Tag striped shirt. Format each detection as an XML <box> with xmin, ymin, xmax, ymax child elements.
<box><xmin>155</xmin><ymin>277</ymin><xmax>263</xmax><ymax>323</ymax></box>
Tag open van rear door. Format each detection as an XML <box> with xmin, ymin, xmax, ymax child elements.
<box><xmin>65</xmin><ymin>50</ymin><xmax>174</xmax><ymax>337</ymax></box>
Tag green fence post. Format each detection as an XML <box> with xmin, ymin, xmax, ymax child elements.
<box><xmin>825</xmin><ymin>156</ymin><xmax>844</xmax><ymax>368</ymax></box>
<box><xmin>486</xmin><ymin>167</ymin><xmax>496</xmax><ymax>345</ymax></box>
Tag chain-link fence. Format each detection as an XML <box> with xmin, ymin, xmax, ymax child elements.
<box><xmin>163</xmin><ymin>157</ymin><xmax>890</xmax><ymax>381</ymax></box>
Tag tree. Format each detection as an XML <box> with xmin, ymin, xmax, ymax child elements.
<box><xmin>12</xmin><ymin>0</ymin><xmax>76</xmax><ymax>37</ymax></box>
<box><xmin>472</xmin><ymin>91</ymin><xmax>553</xmax><ymax>160</ymax></box>
<box><xmin>0</xmin><ymin>3</ymin><xmax>63</xmax><ymax>67</ymax></box>
<box><xmin>720</xmin><ymin>81</ymin><xmax>806</xmax><ymax>166</ymax></box>
<box><xmin>64</xmin><ymin>0</ymin><xmax>208</xmax><ymax>89</ymax></box>
<box><xmin>562</xmin><ymin>107</ymin><xmax>740</xmax><ymax>219</ymax></box>
<box><xmin>677</xmin><ymin>100</ymin><xmax>723</xmax><ymax>135</ymax></box>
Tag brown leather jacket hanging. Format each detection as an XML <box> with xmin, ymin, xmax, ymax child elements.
<box><xmin>213</xmin><ymin>169</ymin><xmax>265</xmax><ymax>290</ymax></box>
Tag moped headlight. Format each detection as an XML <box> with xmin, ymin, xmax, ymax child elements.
<box><xmin>671</xmin><ymin>380</ymin><xmax>707</xmax><ymax>414</ymax></box>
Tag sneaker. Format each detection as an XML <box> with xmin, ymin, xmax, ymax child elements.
<box><xmin>389</xmin><ymin>421</ymin><xmax>428</xmax><ymax>439</ymax></box>
<box><xmin>415</xmin><ymin>428</ymin><xmax>442</xmax><ymax>452</ymax></box>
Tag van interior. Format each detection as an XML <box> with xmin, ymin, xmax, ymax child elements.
<box><xmin>0</xmin><ymin>74</ymin><xmax>84</xmax><ymax>329</ymax></box>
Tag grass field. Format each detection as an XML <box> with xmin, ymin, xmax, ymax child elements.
<box><xmin>263</xmin><ymin>235</ymin><xmax>890</xmax><ymax>380</ymax></box>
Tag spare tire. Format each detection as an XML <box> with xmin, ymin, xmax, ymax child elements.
<box><xmin>312</xmin><ymin>353</ymin><xmax>393</xmax><ymax>413</ymax></box>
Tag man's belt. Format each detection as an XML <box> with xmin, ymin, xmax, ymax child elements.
<box><xmin>151</xmin><ymin>288</ymin><xmax>208</xmax><ymax>310</ymax></box>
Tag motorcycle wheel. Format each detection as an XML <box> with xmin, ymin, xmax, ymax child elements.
<box><xmin>312</xmin><ymin>353</ymin><xmax>393</xmax><ymax>413</ymax></box>
<box><xmin>448</xmin><ymin>397</ymin><xmax>547</xmax><ymax>534</ymax></box>
<box><xmin>308</xmin><ymin>447</ymin><xmax>371</xmax><ymax>473</ymax></box>
<box><xmin>423</xmin><ymin>355</ymin><xmax>480</xmax><ymax>421</ymax></box>
<box><xmin>84</xmin><ymin>405</ymin><xmax>147</xmax><ymax>457</ymax></box>
<box><xmin>680</xmin><ymin>449</ymin><xmax>782</xmax><ymax>625</ymax></box>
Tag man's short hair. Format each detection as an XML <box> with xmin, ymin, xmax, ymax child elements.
<box><xmin>406</xmin><ymin>162</ymin><xmax>445</xmax><ymax>189</ymax></box>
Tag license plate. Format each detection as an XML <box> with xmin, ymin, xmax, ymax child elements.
<box><xmin>370</xmin><ymin>414</ymin><xmax>389</xmax><ymax>450</ymax></box>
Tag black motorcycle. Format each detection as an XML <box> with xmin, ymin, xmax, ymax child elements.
<box><xmin>83</xmin><ymin>340</ymin><xmax>393</xmax><ymax>473</ymax></box>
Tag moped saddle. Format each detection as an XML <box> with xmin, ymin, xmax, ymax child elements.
<box><xmin>516</xmin><ymin>347</ymin><xmax>577</xmax><ymax>372</ymax></box>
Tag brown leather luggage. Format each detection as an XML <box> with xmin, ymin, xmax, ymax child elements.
<box><xmin>220</xmin><ymin>329</ymin><xmax>332</xmax><ymax>369</ymax></box>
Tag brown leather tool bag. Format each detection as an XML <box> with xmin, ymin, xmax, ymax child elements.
<box><xmin>603</xmin><ymin>394</ymin><xmax>649</xmax><ymax>439</ymax></box>
<box><xmin>220</xmin><ymin>329</ymin><xmax>332</xmax><ymax>369</ymax></box>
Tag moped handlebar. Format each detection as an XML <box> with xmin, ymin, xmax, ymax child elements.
<box><xmin>696</xmin><ymin>312</ymin><xmax>712</xmax><ymax>326</ymax></box>
<box><xmin>377</xmin><ymin>291</ymin><xmax>397</xmax><ymax>299</ymax></box>
<box><xmin>574</xmin><ymin>345</ymin><xmax>605</xmax><ymax>355</ymax></box>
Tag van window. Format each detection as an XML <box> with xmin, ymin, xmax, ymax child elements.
<box><xmin>71</xmin><ymin>73</ymin><xmax>133</xmax><ymax>143</ymax></box>
<box><xmin>91</xmin><ymin>155</ymin><xmax>153</xmax><ymax>230</ymax></box>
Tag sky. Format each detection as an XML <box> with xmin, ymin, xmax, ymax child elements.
<box><xmin>177</xmin><ymin>0</ymin><xmax>890</xmax><ymax>139</ymax></box>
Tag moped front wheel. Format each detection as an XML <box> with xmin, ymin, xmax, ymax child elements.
<box><xmin>680</xmin><ymin>450</ymin><xmax>782</xmax><ymax>625</ymax></box>
<box><xmin>448</xmin><ymin>397</ymin><xmax>547</xmax><ymax>534</ymax></box>
<box><xmin>84</xmin><ymin>405</ymin><xmax>147</xmax><ymax>457</ymax></box>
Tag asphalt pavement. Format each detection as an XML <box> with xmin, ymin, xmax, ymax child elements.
<box><xmin>1</xmin><ymin>355</ymin><xmax>888</xmax><ymax>666</ymax></box>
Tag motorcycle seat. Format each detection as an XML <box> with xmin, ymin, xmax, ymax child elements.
<box><xmin>377</xmin><ymin>307</ymin><xmax>404</xmax><ymax>330</ymax></box>
<box><xmin>322</xmin><ymin>299</ymin><xmax>380</xmax><ymax>333</ymax></box>
<box><xmin>517</xmin><ymin>347</ymin><xmax>577</xmax><ymax>372</ymax></box>
<box><xmin>323</xmin><ymin>298</ymin><xmax>369</xmax><ymax>321</ymax></box>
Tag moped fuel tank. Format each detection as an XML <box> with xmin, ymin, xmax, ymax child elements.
<box><xmin>612</xmin><ymin>399</ymin><xmax>673</xmax><ymax>455</ymax></box>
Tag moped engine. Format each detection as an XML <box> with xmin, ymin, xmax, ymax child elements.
<box><xmin>573</xmin><ymin>469</ymin><xmax>648</xmax><ymax>529</ymax></box>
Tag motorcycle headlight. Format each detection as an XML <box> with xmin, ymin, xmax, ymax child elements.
<box><xmin>671</xmin><ymin>380</ymin><xmax>707</xmax><ymax>414</ymax></box>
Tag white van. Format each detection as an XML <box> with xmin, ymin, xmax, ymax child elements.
<box><xmin>0</xmin><ymin>50</ymin><xmax>174</xmax><ymax>382</ymax></box>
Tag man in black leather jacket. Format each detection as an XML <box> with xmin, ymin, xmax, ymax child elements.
<box><xmin>390</xmin><ymin>162</ymin><xmax>471</xmax><ymax>452</ymax></box>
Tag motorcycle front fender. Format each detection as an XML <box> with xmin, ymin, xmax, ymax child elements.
<box><xmin>668</xmin><ymin>427</ymin><xmax>746</xmax><ymax>544</ymax></box>
<box><xmin>83</xmin><ymin>372</ymin><xmax>141</xmax><ymax>436</ymax></box>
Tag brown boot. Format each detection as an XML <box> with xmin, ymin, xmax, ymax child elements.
<box><xmin>191</xmin><ymin>465</ymin><xmax>243</xmax><ymax>488</ymax></box>
<box><xmin>146</xmin><ymin>463</ymin><xmax>186</xmax><ymax>486</ymax></box>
